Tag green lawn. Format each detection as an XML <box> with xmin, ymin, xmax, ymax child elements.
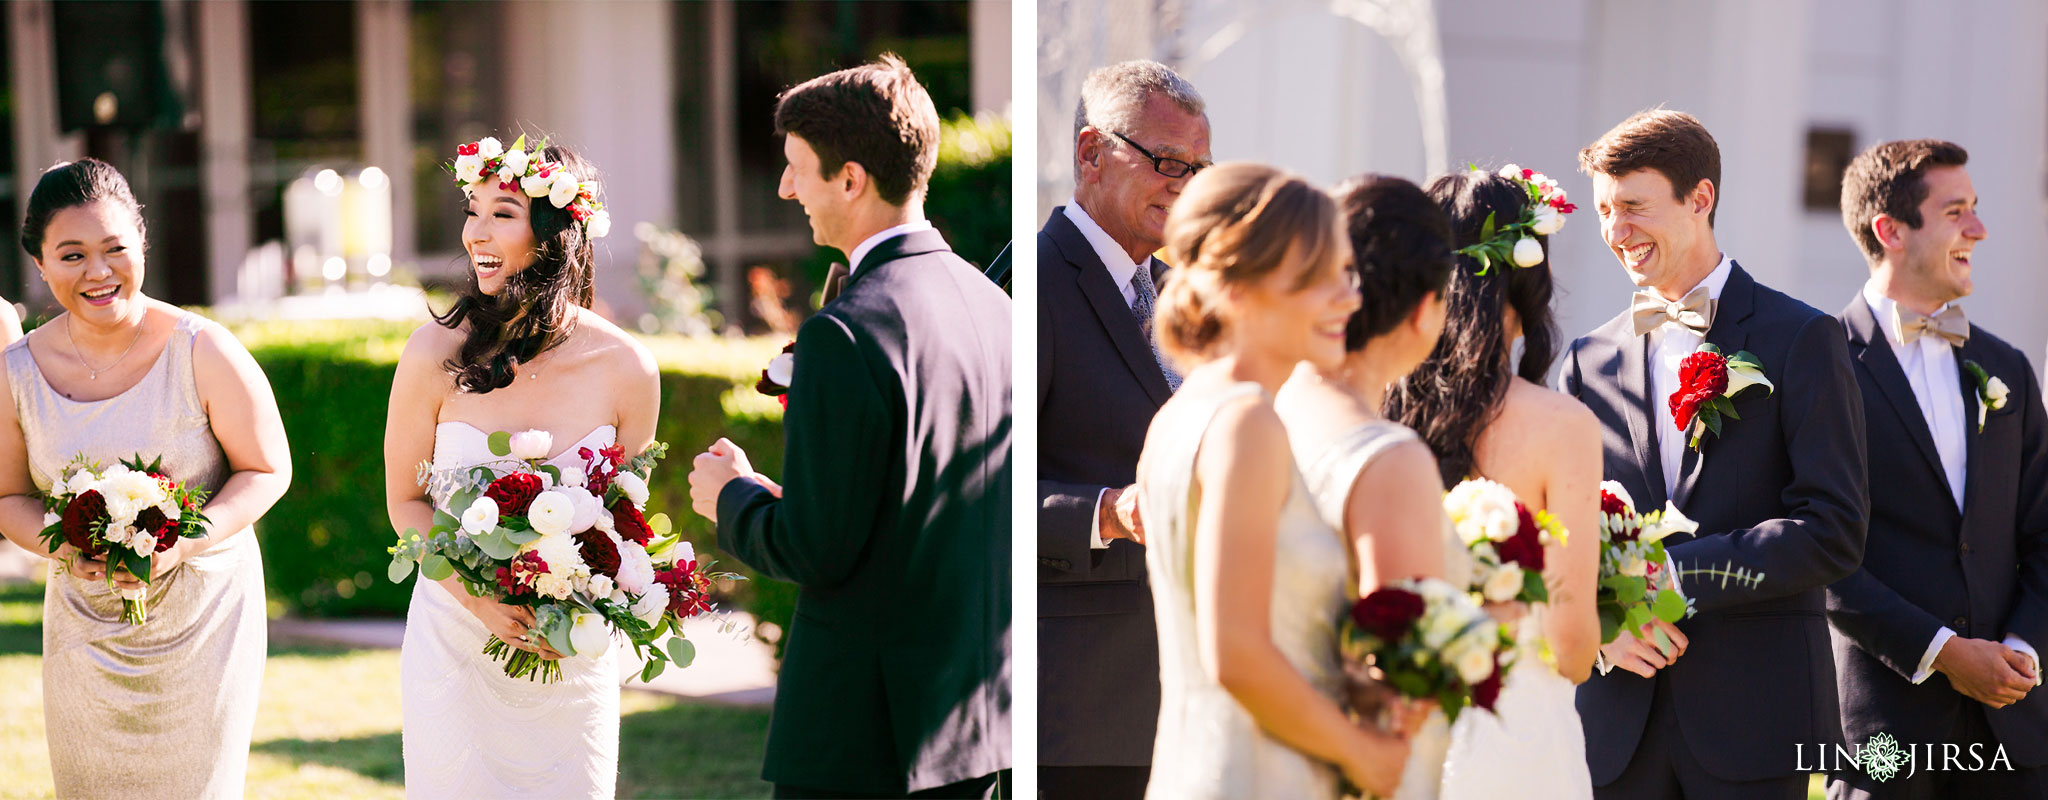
<box><xmin>0</xmin><ymin>582</ymin><xmax>770</xmax><ymax>800</ymax></box>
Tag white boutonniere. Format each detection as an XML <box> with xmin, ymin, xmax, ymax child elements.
<box><xmin>1962</xmin><ymin>360</ymin><xmax>2009</xmax><ymax>433</ymax></box>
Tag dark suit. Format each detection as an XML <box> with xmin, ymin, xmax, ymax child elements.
<box><xmin>1826</xmin><ymin>296</ymin><xmax>2048</xmax><ymax>798</ymax></box>
<box><xmin>1561</xmin><ymin>263</ymin><xmax>1868</xmax><ymax>797</ymax></box>
<box><xmin>718</xmin><ymin>229</ymin><xmax>1011</xmax><ymax>796</ymax></box>
<box><xmin>1037</xmin><ymin>207</ymin><xmax>1172</xmax><ymax>792</ymax></box>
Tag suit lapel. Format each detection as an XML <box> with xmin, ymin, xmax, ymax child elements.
<box><xmin>1673</xmin><ymin>263</ymin><xmax>1755</xmax><ymax>511</ymax></box>
<box><xmin>1956</xmin><ymin>335</ymin><xmax>1984</xmax><ymax>516</ymax></box>
<box><xmin>1840</xmin><ymin>296</ymin><xmax>1950</xmax><ymax>487</ymax></box>
<box><xmin>1046</xmin><ymin>210</ymin><xmax>1173</xmax><ymax>406</ymax></box>
<box><xmin>1618</xmin><ymin>330</ymin><xmax>1668</xmax><ymax>509</ymax></box>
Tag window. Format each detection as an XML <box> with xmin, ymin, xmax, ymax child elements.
<box><xmin>1803</xmin><ymin>127</ymin><xmax>1855</xmax><ymax>212</ymax></box>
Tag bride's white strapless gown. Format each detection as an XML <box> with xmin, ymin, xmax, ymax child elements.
<box><xmin>400</xmin><ymin>422</ymin><xmax>622</xmax><ymax>799</ymax></box>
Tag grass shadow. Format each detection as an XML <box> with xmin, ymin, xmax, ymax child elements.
<box><xmin>0</xmin><ymin>581</ymin><xmax>41</xmax><ymax>657</ymax></box>
<box><xmin>619</xmin><ymin>694</ymin><xmax>773</xmax><ymax>800</ymax></box>
<box><xmin>251</xmin><ymin>730</ymin><xmax>404</xmax><ymax>786</ymax></box>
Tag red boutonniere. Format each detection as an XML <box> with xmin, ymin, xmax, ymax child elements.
<box><xmin>1670</xmin><ymin>344</ymin><xmax>1772</xmax><ymax>450</ymax></box>
<box><xmin>755</xmin><ymin>341</ymin><xmax>796</xmax><ymax>410</ymax></box>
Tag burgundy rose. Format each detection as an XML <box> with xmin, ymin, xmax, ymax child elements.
<box><xmin>1495</xmin><ymin>503</ymin><xmax>1547</xmax><ymax>572</ymax></box>
<box><xmin>575</xmin><ymin>530</ymin><xmax>621</xmax><ymax>578</ymax></box>
<box><xmin>610</xmin><ymin>500</ymin><xmax>652</xmax><ymax>546</ymax></box>
<box><xmin>133</xmin><ymin>507</ymin><xmax>182</xmax><ymax>554</ymax></box>
<box><xmin>61</xmin><ymin>490</ymin><xmax>107</xmax><ymax>557</ymax></box>
<box><xmin>1352</xmin><ymin>587</ymin><xmax>1426</xmax><ymax>642</ymax></box>
<box><xmin>484</xmin><ymin>473</ymin><xmax>545</xmax><ymax>516</ymax></box>
<box><xmin>1470</xmin><ymin>661</ymin><xmax>1504</xmax><ymax>712</ymax></box>
<box><xmin>1598</xmin><ymin>490</ymin><xmax>1630</xmax><ymax>519</ymax></box>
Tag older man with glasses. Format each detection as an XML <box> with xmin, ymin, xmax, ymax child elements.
<box><xmin>1036</xmin><ymin>59</ymin><xmax>1211</xmax><ymax>800</ymax></box>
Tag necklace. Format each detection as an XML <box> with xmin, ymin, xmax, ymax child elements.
<box><xmin>66</xmin><ymin>314</ymin><xmax>146</xmax><ymax>381</ymax></box>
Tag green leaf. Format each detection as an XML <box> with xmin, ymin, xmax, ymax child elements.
<box><xmin>669</xmin><ymin>636</ymin><xmax>696</xmax><ymax>668</ymax></box>
<box><xmin>487</xmin><ymin>431</ymin><xmax>513</xmax><ymax>457</ymax></box>
<box><xmin>1603</xmin><ymin>574</ymin><xmax>1647</xmax><ymax>604</ymax></box>
<box><xmin>649</xmin><ymin>513</ymin><xmax>672</xmax><ymax>538</ymax></box>
<box><xmin>1479</xmin><ymin>211</ymin><xmax>1497</xmax><ymax>240</ymax></box>
<box><xmin>1652</xmin><ymin>588</ymin><xmax>1687</xmax><ymax>623</ymax></box>
<box><xmin>1704</xmin><ymin>410</ymin><xmax>1724</xmax><ymax>437</ymax></box>
<box><xmin>509</xmin><ymin>133</ymin><xmax>527</xmax><ymax>153</ymax></box>
<box><xmin>1650</xmin><ymin>626</ymin><xmax>1674</xmax><ymax>657</ymax></box>
<box><xmin>639</xmin><ymin>658</ymin><xmax>667</xmax><ymax>683</ymax></box>
<box><xmin>645</xmin><ymin>534</ymin><xmax>676</xmax><ymax>559</ymax></box>
<box><xmin>1521</xmin><ymin>569</ymin><xmax>1549</xmax><ymax>604</ymax></box>
<box><xmin>470</xmin><ymin>529</ymin><xmax>520</xmax><ymax>560</ymax></box>
<box><xmin>504</xmin><ymin>526</ymin><xmax>542</xmax><ymax>546</ymax></box>
<box><xmin>539</xmin><ymin>465</ymin><xmax>562</xmax><ymax>485</ymax></box>
<box><xmin>1699</xmin><ymin>343</ymin><xmax>1723</xmax><ymax>355</ymax></box>
<box><xmin>388</xmin><ymin>557</ymin><xmax>415</xmax><ymax>583</ymax></box>
<box><xmin>1625</xmin><ymin>603</ymin><xmax>1653</xmax><ymax>631</ymax></box>
<box><xmin>1599</xmin><ymin>607</ymin><xmax>1623</xmax><ymax>644</ymax></box>
<box><xmin>543</xmin><ymin>615</ymin><xmax>576</xmax><ymax>657</ymax></box>
<box><xmin>422</xmin><ymin>554</ymin><xmax>455</xmax><ymax>581</ymax></box>
<box><xmin>432</xmin><ymin>509</ymin><xmax>459</xmax><ymax>531</ymax></box>
<box><xmin>450</xmin><ymin>488</ymin><xmax>480</xmax><ymax>514</ymax></box>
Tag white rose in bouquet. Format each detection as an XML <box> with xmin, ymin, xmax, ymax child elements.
<box><xmin>558</xmin><ymin>465</ymin><xmax>587</xmax><ymax>489</ymax></box>
<box><xmin>527</xmin><ymin>491</ymin><xmax>576</xmax><ymax>536</ymax></box>
<box><xmin>509</xmin><ymin>430</ymin><xmax>552</xmax><ymax>461</ymax></box>
<box><xmin>1482</xmin><ymin>563</ymin><xmax>1524</xmax><ymax>603</ymax></box>
<box><xmin>569</xmin><ymin>612</ymin><xmax>611</xmax><ymax>657</ymax></box>
<box><xmin>631</xmin><ymin>585</ymin><xmax>670</xmax><ymax>625</ymax></box>
<box><xmin>1420</xmin><ymin>605</ymin><xmax>1466</xmax><ymax>649</ymax></box>
<box><xmin>461</xmin><ymin>496</ymin><xmax>502</xmax><ymax>536</ymax></box>
<box><xmin>43</xmin><ymin>512</ymin><xmax>60</xmax><ymax>527</ymax></box>
<box><xmin>614</xmin><ymin>473</ymin><xmax>650</xmax><ymax>507</ymax></box>
<box><xmin>1445</xmin><ymin>630</ymin><xmax>1498</xmax><ymax>685</ymax></box>
<box><xmin>1446</xmin><ymin>479</ymin><xmax>1519</xmax><ymax>545</ymax></box>
<box><xmin>587</xmin><ymin>574</ymin><xmax>615</xmax><ymax>600</ymax></box>
<box><xmin>534</xmin><ymin>573</ymin><xmax>573</xmax><ymax>600</ymax></box>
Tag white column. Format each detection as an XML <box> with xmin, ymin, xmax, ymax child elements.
<box><xmin>356</xmin><ymin>0</ymin><xmax>413</xmax><ymax>278</ymax></box>
<box><xmin>972</xmin><ymin>0</ymin><xmax>1013</xmax><ymax>114</ymax></box>
<box><xmin>8</xmin><ymin>0</ymin><xmax>73</xmax><ymax>303</ymax></box>
<box><xmin>195</xmin><ymin>0</ymin><xmax>254</xmax><ymax>305</ymax></box>
<box><xmin>709</xmin><ymin>0</ymin><xmax>743</xmax><ymax>327</ymax></box>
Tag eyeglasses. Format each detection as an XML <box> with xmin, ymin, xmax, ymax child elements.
<box><xmin>1110</xmin><ymin>131</ymin><xmax>1206</xmax><ymax>179</ymax></box>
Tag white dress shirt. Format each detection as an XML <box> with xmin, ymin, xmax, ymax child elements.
<box><xmin>847</xmin><ymin>220</ymin><xmax>936</xmax><ymax>274</ymax></box>
<box><xmin>1863</xmin><ymin>283</ymin><xmax>2044</xmax><ymax>686</ymax></box>
<box><xmin>1066</xmin><ymin>201</ymin><xmax>1156</xmax><ymax>549</ymax></box>
<box><xmin>1648</xmin><ymin>254</ymin><xmax>1735</xmax><ymax>501</ymax></box>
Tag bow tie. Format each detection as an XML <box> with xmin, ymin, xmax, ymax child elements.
<box><xmin>1631</xmin><ymin>286</ymin><xmax>1716</xmax><ymax>337</ymax></box>
<box><xmin>1895</xmin><ymin>304</ymin><xmax>1969</xmax><ymax>347</ymax></box>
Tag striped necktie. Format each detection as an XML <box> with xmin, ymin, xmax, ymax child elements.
<box><xmin>1129</xmin><ymin>263</ymin><xmax>1182</xmax><ymax>391</ymax></box>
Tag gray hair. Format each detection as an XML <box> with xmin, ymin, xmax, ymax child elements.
<box><xmin>1073</xmin><ymin>60</ymin><xmax>1205</xmax><ymax>178</ymax></box>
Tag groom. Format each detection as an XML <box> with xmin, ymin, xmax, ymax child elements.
<box><xmin>1826</xmin><ymin>139</ymin><xmax>2048</xmax><ymax>798</ymax></box>
<box><xmin>686</xmin><ymin>56</ymin><xmax>1011</xmax><ymax>799</ymax></box>
<box><xmin>1560</xmin><ymin>109</ymin><xmax>1868</xmax><ymax>799</ymax></box>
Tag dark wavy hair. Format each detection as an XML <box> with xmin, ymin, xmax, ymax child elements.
<box><xmin>1333</xmin><ymin>174</ymin><xmax>1454</xmax><ymax>350</ymax></box>
<box><xmin>434</xmin><ymin>144</ymin><xmax>598</xmax><ymax>393</ymax></box>
<box><xmin>21</xmin><ymin>158</ymin><xmax>146</xmax><ymax>260</ymax></box>
<box><xmin>1385</xmin><ymin>170</ymin><xmax>1560</xmax><ymax>486</ymax></box>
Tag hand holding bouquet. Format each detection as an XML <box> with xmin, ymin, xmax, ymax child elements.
<box><xmin>1443</xmin><ymin>478</ymin><xmax>1565</xmax><ymax>605</ymax></box>
<box><xmin>389</xmin><ymin>429</ymin><xmax>742</xmax><ymax>682</ymax></box>
<box><xmin>1342</xmin><ymin>577</ymin><xmax>1514</xmax><ymax>724</ymax></box>
<box><xmin>1594</xmin><ymin>481</ymin><xmax>1696</xmax><ymax>646</ymax></box>
<box><xmin>39</xmin><ymin>455</ymin><xmax>211</xmax><ymax>624</ymax></box>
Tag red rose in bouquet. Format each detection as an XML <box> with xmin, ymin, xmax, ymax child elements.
<box><xmin>133</xmin><ymin>507</ymin><xmax>182</xmax><ymax>553</ymax></box>
<box><xmin>575</xmin><ymin>530</ymin><xmax>621</xmax><ymax>578</ymax></box>
<box><xmin>1470</xmin><ymin>662</ymin><xmax>1504</xmax><ymax>712</ymax></box>
<box><xmin>611</xmin><ymin>500</ymin><xmax>653</xmax><ymax>546</ymax></box>
<box><xmin>1494</xmin><ymin>505</ymin><xmax>1547</xmax><ymax>572</ymax></box>
<box><xmin>1351</xmin><ymin>586</ymin><xmax>1427</xmax><ymax>641</ymax></box>
<box><xmin>484</xmin><ymin>472</ymin><xmax>544</xmax><ymax>516</ymax></box>
<box><xmin>1670</xmin><ymin>351</ymin><xmax>1730</xmax><ymax>433</ymax></box>
<box><xmin>1600</xmin><ymin>489</ymin><xmax>1641</xmax><ymax>542</ymax></box>
<box><xmin>61</xmin><ymin>490</ymin><xmax>107</xmax><ymax>556</ymax></box>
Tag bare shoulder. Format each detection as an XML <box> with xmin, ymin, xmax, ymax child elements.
<box><xmin>1274</xmin><ymin>367</ymin><xmax>1369</xmax><ymax>439</ymax></box>
<box><xmin>400</xmin><ymin>319</ymin><xmax>462</xmax><ymax>363</ymax></box>
<box><xmin>1502</xmin><ymin>378</ymin><xmax>1599</xmax><ymax>444</ymax></box>
<box><xmin>569</xmin><ymin>307</ymin><xmax>658</xmax><ymax>383</ymax></box>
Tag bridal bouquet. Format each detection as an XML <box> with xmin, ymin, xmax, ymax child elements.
<box><xmin>1594</xmin><ymin>481</ymin><xmax>1696</xmax><ymax>645</ymax></box>
<box><xmin>1342</xmin><ymin>577</ymin><xmax>1513</xmax><ymax>723</ymax></box>
<box><xmin>38</xmin><ymin>455</ymin><xmax>212</xmax><ymax>624</ymax></box>
<box><xmin>388</xmin><ymin>430</ymin><xmax>742</xmax><ymax>682</ymax></box>
<box><xmin>1443</xmin><ymin>478</ymin><xmax>1564</xmax><ymax>605</ymax></box>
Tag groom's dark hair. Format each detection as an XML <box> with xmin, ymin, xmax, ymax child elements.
<box><xmin>1579</xmin><ymin>109</ymin><xmax>1722</xmax><ymax>227</ymax></box>
<box><xmin>774</xmin><ymin>54</ymin><xmax>939</xmax><ymax>207</ymax></box>
<box><xmin>1839</xmin><ymin>139</ymin><xmax>1970</xmax><ymax>264</ymax></box>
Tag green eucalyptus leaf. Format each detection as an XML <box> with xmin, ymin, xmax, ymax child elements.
<box><xmin>422</xmin><ymin>554</ymin><xmax>455</xmax><ymax>581</ymax></box>
<box><xmin>1652</xmin><ymin>588</ymin><xmax>1687</xmax><ymax>623</ymax></box>
<box><xmin>1599</xmin><ymin>607</ymin><xmax>1623</xmax><ymax>644</ymax></box>
<box><xmin>487</xmin><ymin>431</ymin><xmax>513</xmax><ymax>457</ymax></box>
<box><xmin>433</xmin><ymin>509</ymin><xmax>459</xmax><ymax>531</ymax></box>
<box><xmin>669</xmin><ymin>636</ymin><xmax>696</xmax><ymax>668</ymax></box>
<box><xmin>388</xmin><ymin>557</ymin><xmax>416</xmax><ymax>583</ymax></box>
<box><xmin>540</xmin><ymin>465</ymin><xmax>562</xmax><ymax>484</ymax></box>
<box><xmin>504</xmin><ymin>526</ymin><xmax>542</xmax><ymax>546</ymax></box>
<box><xmin>543</xmin><ymin>615</ymin><xmax>576</xmax><ymax>658</ymax></box>
<box><xmin>640</xmin><ymin>658</ymin><xmax>667</xmax><ymax>683</ymax></box>
<box><xmin>1625</xmin><ymin>603</ymin><xmax>1653</xmax><ymax>632</ymax></box>
<box><xmin>470</xmin><ymin>529</ymin><xmax>519</xmax><ymax>560</ymax></box>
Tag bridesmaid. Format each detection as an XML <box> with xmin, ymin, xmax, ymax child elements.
<box><xmin>0</xmin><ymin>158</ymin><xmax>291</xmax><ymax>798</ymax></box>
<box><xmin>1273</xmin><ymin>175</ymin><xmax>1459</xmax><ymax>800</ymax></box>
<box><xmin>1133</xmin><ymin>162</ymin><xmax>1409</xmax><ymax>799</ymax></box>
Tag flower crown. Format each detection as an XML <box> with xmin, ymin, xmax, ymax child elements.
<box><xmin>1457</xmin><ymin>164</ymin><xmax>1576</xmax><ymax>274</ymax></box>
<box><xmin>448</xmin><ymin>135</ymin><xmax>610</xmax><ymax>239</ymax></box>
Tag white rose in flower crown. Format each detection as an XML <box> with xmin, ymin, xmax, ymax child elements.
<box><xmin>632</xmin><ymin>585</ymin><xmax>670</xmax><ymax>625</ymax></box>
<box><xmin>526</xmin><ymin>491</ymin><xmax>576</xmax><ymax>536</ymax></box>
<box><xmin>1531</xmin><ymin>205</ymin><xmax>1565</xmax><ymax>236</ymax></box>
<box><xmin>521</xmin><ymin>172</ymin><xmax>553</xmax><ymax>198</ymax></box>
<box><xmin>766</xmin><ymin>352</ymin><xmax>795</xmax><ymax>387</ymax></box>
<box><xmin>476</xmin><ymin>137</ymin><xmax>503</xmax><ymax>159</ymax></box>
<box><xmin>548</xmin><ymin>172</ymin><xmax>581</xmax><ymax>208</ymax></box>
<box><xmin>1511</xmin><ymin>237</ymin><xmax>1545</xmax><ymax>268</ymax></box>
<box><xmin>614</xmin><ymin>540</ymin><xmax>656</xmax><ymax>594</ymax></box>
<box><xmin>500</xmin><ymin>147</ymin><xmax>529</xmax><ymax>176</ymax></box>
<box><xmin>557</xmin><ymin>486</ymin><xmax>602</xmax><ymax>533</ymax></box>
<box><xmin>461</xmin><ymin>495</ymin><xmax>501</xmax><ymax>536</ymax></box>
<box><xmin>569</xmin><ymin>612</ymin><xmax>611</xmax><ymax>658</ymax></box>
<box><xmin>455</xmin><ymin>154</ymin><xmax>486</xmax><ymax>184</ymax></box>
<box><xmin>509</xmin><ymin>430</ymin><xmax>552</xmax><ymax>461</ymax></box>
<box><xmin>585</xmin><ymin>209</ymin><xmax>611</xmax><ymax>239</ymax></box>
<box><xmin>1987</xmin><ymin>377</ymin><xmax>2011</xmax><ymax>409</ymax></box>
<box><xmin>587</xmin><ymin>574</ymin><xmax>615</xmax><ymax>600</ymax></box>
<box><xmin>1499</xmin><ymin>164</ymin><xmax>1524</xmax><ymax>179</ymax></box>
<box><xmin>1482</xmin><ymin>563</ymin><xmax>1524</xmax><ymax>603</ymax></box>
<box><xmin>614</xmin><ymin>473</ymin><xmax>650</xmax><ymax>508</ymax></box>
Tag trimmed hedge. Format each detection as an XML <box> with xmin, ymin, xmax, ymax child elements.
<box><xmin>233</xmin><ymin>319</ymin><xmax>799</xmax><ymax>656</ymax></box>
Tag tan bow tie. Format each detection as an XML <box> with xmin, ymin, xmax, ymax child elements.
<box><xmin>1631</xmin><ymin>286</ymin><xmax>1716</xmax><ymax>337</ymax></box>
<box><xmin>1896</xmin><ymin>304</ymin><xmax>1969</xmax><ymax>347</ymax></box>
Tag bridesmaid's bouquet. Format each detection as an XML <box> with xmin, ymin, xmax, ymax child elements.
<box><xmin>1342</xmin><ymin>577</ymin><xmax>1513</xmax><ymax>724</ymax></box>
<box><xmin>1594</xmin><ymin>481</ymin><xmax>1696</xmax><ymax>645</ymax></box>
<box><xmin>1443</xmin><ymin>478</ymin><xmax>1564</xmax><ymax>605</ymax></box>
<box><xmin>388</xmin><ymin>430</ymin><xmax>742</xmax><ymax>682</ymax></box>
<box><xmin>38</xmin><ymin>455</ymin><xmax>211</xmax><ymax>624</ymax></box>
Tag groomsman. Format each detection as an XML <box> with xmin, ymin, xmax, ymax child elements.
<box><xmin>1037</xmin><ymin>60</ymin><xmax>1209</xmax><ymax>800</ymax></box>
<box><xmin>1826</xmin><ymin>139</ymin><xmax>2048</xmax><ymax>798</ymax></box>
<box><xmin>687</xmin><ymin>56</ymin><xmax>1010</xmax><ymax>799</ymax></box>
<box><xmin>1560</xmin><ymin>110</ymin><xmax>1868</xmax><ymax>799</ymax></box>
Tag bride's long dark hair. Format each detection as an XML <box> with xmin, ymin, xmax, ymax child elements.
<box><xmin>435</xmin><ymin>144</ymin><xmax>599</xmax><ymax>393</ymax></box>
<box><xmin>1385</xmin><ymin>170</ymin><xmax>1560</xmax><ymax>486</ymax></box>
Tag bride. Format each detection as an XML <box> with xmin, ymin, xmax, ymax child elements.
<box><xmin>384</xmin><ymin>137</ymin><xmax>656</xmax><ymax>798</ymax></box>
<box><xmin>1385</xmin><ymin>167</ymin><xmax>1603</xmax><ymax>799</ymax></box>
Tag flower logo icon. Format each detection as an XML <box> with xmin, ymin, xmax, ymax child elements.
<box><xmin>1861</xmin><ymin>732</ymin><xmax>1906</xmax><ymax>783</ymax></box>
